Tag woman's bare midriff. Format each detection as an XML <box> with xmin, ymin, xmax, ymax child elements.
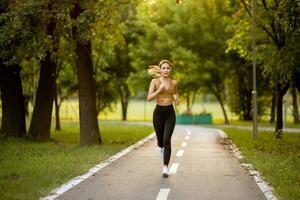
<box><xmin>156</xmin><ymin>97</ymin><xmax>173</xmax><ymax>106</ymax></box>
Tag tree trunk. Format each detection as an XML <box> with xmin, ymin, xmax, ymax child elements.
<box><xmin>96</xmin><ymin>92</ymin><xmax>102</xmax><ymax>116</ymax></box>
<box><xmin>292</xmin><ymin>86</ymin><xmax>299</xmax><ymax>124</ymax></box>
<box><xmin>28</xmin><ymin>51</ymin><xmax>57</xmax><ymax>140</ymax></box>
<box><xmin>28</xmin><ymin>14</ymin><xmax>57</xmax><ymax>140</ymax></box>
<box><xmin>120</xmin><ymin>97</ymin><xmax>128</xmax><ymax>121</ymax></box>
<box><xmin>294</xmin><ymin>67</ymin><xmax>300</xmax><ymax>93</ymax></box>
<box><xmin>270</xmin><ymin>90</ymin><xmax>276</xmax><ymax>123</ymax></box>
<box><xmin>24</xmin><ymin>97</ymin><xmax>30</xmax><ymax>117</ymax></box>
<box><xmin>244</xmin><ymin>89</ymin><xmax>252</xmax><ymax>120</ymax></box>
<box><xmin>217</xmin><ymin>95</ymin><xmax>229</xmax><ymax>124</ymax></box>
<box><xmin>211</xmin><ymin>86</ymin><xmax>229</xmax><ymax>124</ymax></box>
<box><xmin>0</xmin><ymin>65</ymin><xmax>26</xmax><ymax>137</ymax></box>
<box><xmin>75</xmin><ymin>41</ymin><xmax>102</xmax><ymax>145</ymax></box>
<box><xmin>275</xmin><ymin>82</ymin><xmax>290</xmax><ymax>139</ymax></box>
<box><xmin>71</xmin><ymin>2</ymin><xmax>101</xmax><ymax>145</ymax></box>
<box><xmin>119</xmin><ymin>85</ymin><xmax>129</xmax><ymax>121</ymax></box>
<box><xmin>190</xmin><ymin>91</ymin><xmax>197</xmax><ymax>110</ymax></box>
<box><xmin>186</xmin><ymin>93</ymin><xmax>191</xmax><ymax>112</ymax></box>
<box><xmin>54</xmin><ymin>81</ymin><xmax>61</xmax><ymax>131</ymax></box>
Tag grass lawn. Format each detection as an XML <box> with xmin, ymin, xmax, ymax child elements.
<box><xmin>222</xmin><ymin>128</ymin><xmax>300</xmax><ymax>200</ymax></box>
<box><xmin>0</xmin><ymin>122</ymin><xmax>153</xmax><ymax>200</ymax></box>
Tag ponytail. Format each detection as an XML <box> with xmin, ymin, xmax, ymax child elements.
<box><xmin>147</xmin><ymin>59</ymin><xmax>173</xmax><ymax>78</ymax></box>
<box><xmin>147</xmin><ymin>65</ymin><xmax>161</xmax><ymax>77</ymax></box>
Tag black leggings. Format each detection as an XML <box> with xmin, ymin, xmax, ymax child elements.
<box><xmin>153</xmin><ymin>104</ymin><xmax>176</xmax><ymax>166</ymax></box>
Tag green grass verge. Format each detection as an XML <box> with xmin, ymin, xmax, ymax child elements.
<box><xmin>0</xmin><ymin>122</ymin><xmax>153</xmax><ymax>200</ymax></box>
<box><xmin>222</xmin><ymin>128</ymin><xmax>300</xmax><ymax>200</ymax></box>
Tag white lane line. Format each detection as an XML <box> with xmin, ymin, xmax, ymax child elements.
<box><xmin>187</xmin><ymin>131</ymin><xmax>191</xmax><ymax>135</ymax></box>
<box><xmin>181</xmin><ymin>141</ymin><xmax>187</xmax><ymax>147</ymax></box>
<box><xmin>156</xmin><ymin>188</ymin><xmax>170</xmax><ymax>200</ymax></box>
<box><xmin>169</xmin><ymin>163</ymin><xmax>179</xmax><ymax>174</ymax></box>
<box><xmin>184</xmin><ymin>135</ymin><xmax>190</xmax><ymax>140</ymax></box>
<box><xmin>176</xmin><ymin>150</ymin><xmax>184</xmax><ymax>157</ymax></box>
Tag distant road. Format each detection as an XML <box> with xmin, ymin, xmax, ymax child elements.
<box><xmin>100</xmin><ymin>120</ymin><xmax>300</xmax><ymax>133</ymax></box>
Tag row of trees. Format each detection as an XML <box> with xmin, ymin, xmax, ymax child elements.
<box><xmin>1</xmin><ymin>0</ymin><xmax>299</xmax><ymax>141</ymax></box>
<box><xmin>0</xmin><ymin>0</ymin><xmax>140</xmax><ymax>144</ymax></box>
<box><xmin>228</xmin><ymin>0</ymin><xmax>300</xmax><ymax>137</ymax></box>
<box><xmin>130</xmin><ymin>0</ymin><xmax>300</xmax><ymax>138</ymax></box>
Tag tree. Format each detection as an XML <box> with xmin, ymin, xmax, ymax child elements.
<box><xmin>239</xmin><ymin>0</ymin><xmax>300</xmax><ymax>137</ymax></box>
<box><xmin>54</xmin><ymin>46</ymin><xmax>77</xmax><ymax>131</ymax></box>
<box><xmin>91</xmin><ymin>0</ymin><xmax>138</xmax><ymax>121</ymax></box>
<box><xmin>28</xmin><ymin>0</ymin><xmax>71</xmax><ymax>140</ymax></box>
<box><xmin>110</xmin><ymin>0</ymin><xmax>140</xmax><ymax>121</ymax></box>
<box><xmin>92</xmin><ymin>7</ymin><xmax>120</xmax><ymax>116</ymax></box>
<box><xmin>0</xmin><ymin>0</ymin><xmax>28</xmax><ymax>137</ymax></box>
<box><xmin>131</xmin><ymin>0</ymin><xmax>235</xmax><ymax>123</ymax></box>
<box><xmin>0</xmin><ymin>0</ymin><xmax>73</xmax><ymax>140</ymax></box>
<box><xmin>28</xmin><ymin>16</ymin><xmax>58</xmax><ymax>140</ymax></box>
<box><xmin>70</xmin><ymin>1</ymin><xmax>118</xmax><ymax>144</ymax></box>
<box><xmin>291</xmin><ymin>86</ymin><xmax>300</xmax><ymax>124</ymax></box>
<box><xmin>0</xmin><ymin>65</ymin><xmax>26</xmax><ymax>137</ymax></box>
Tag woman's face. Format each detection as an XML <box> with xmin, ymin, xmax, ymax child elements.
<box><xmin>160</xmin><ymin>63</ymin><xmax>171</xmax><ymax>78</ymax></box>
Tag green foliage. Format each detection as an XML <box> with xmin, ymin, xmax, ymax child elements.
<box><xmin>1</xmin><ymin>0</ymin><xmax>299</xmax><ymax>124</ymax></box>
<box><xmin>131</xmin><ymin>0</ymin><xmax>236</xmax><ymax>114</ymax></box>
<box><xmin>228</xmin><ymin>0</ymin><xmax>300</xmax><ymax>85</ymax></box>
<box><xmin>91</xmin><ymin>0</ymin><xmax>141</xmax><ymax>114</ymax></box>
<box><xmin>0</xmin><ymin>0</ymin><xmax>72</xmax><ymax>65</ymax></box>
<box><xmin>226</xmin><ymin>0</ymin><xmax>300</xmax><ymax>122</ymax></box>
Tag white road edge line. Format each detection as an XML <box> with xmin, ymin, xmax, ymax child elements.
<box><xmin>39</xmin><ymin>132</ymin><xmax>156</xmax><ymax>200</ymax></box>
<box><xmin>215</xmin><ymin>129</ymin><xmax>278</xmax><ymax>200</ymax></box>
<box><xmin>169</xmin><ymin>163</ymin><xmax>179</xmax><ymax>174</ymax></box>
<box><xmin>181</xmin><ymin>141</ymin><xmax>187</xmax><ymax>147</ymax></box>
<box><xmin>156</xmin><ymin>188</ymin><xmax>170</xmax><ymax>200</ymax></box>
<box><xmin>176</xmin><ymin>150</ymin><xmax>184</xmax><ymax>157</ymax></box>
<box><xmin>184</xmin><ymin>135</ymin><xmax>190</xmax><ymax>140</ymax></box>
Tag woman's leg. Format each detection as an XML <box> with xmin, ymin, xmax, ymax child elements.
<box><xmin>163</xmin><ymin>108</ymin><xmax>176</xmax><ymax>166</ymax></box>
<box><xmin>153</xmin><ymin>107</ymin><xmax>165</xmax><ymax>148</ymax></box>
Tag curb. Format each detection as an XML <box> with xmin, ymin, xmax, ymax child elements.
<box><xmin>40</xmin><ymin>132</ymin><xmax>155</xmax><ymax>200</ymax></box>
<box><xmin>216</xmin><ymin>129</ymin><xmax>278</xmax><ymax>200</ymax></box>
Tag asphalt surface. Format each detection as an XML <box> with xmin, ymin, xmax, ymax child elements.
<box><xmin>55</xmin><ymin>125</ymin><xmax>266</xmax><ymax>200</ymax></box>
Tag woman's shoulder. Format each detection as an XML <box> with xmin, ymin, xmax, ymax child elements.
<box><xmin>151</xmin><ymin>78</ymin><xmax>159</xmax><ymax>82</ymax></box>
<box><xmin>151</xmin><ymin>78</ymin><xmax>160</xmax><ymax>85</ymax></box>
<box><xmin>171</xmin><ymin>79</ymin><xmax>177</xmax><ymax>85</ymax></box>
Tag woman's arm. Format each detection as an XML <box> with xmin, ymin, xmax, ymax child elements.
<box><xmin>147</xmin><ymin>79</ymin><xmax>162</xmax><ymax>101</ymax></box>
<box><xmin>173</xmin><ymin>80</ymin><xmax>179</xmax><ymax>105</ymax></box>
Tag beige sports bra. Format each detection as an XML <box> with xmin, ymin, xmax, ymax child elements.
<box><xmin>155</xmin><ymin>78</ymin><xmax>174</xmax><ymax>99</ymax></box>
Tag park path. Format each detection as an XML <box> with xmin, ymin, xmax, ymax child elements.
<box><xmin>53</xmin><ymin>125</ymin><xmax>266</xmax><ymax>200</ymax></box>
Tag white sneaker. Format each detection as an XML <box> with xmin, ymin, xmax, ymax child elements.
<box><xmin>162</xmin><ymin>166</ymin><xmax>169</xmax><ymax>178</ymax></box>
<box><xmin>160</xmin><ymin>147</ymin><xmax>164</xmax><ymax>160</ymax></box>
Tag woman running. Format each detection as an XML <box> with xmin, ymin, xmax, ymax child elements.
<box><xmin>147</xmin><ymin>59</ymin><xmax>179</xmax><ymax>178</ymax></box>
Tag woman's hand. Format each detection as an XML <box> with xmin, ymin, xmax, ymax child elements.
<box><xmin>173</xmin><ymin>93</ymin><xmax>179</xmax><ymax>105</ymax></box>
<box><xmin>158</xmin><ymin>81</ymin><xmax>168</xmax><ymax>92</ymax></box>
<box><xmin>174</xmin><ymin>98</ymin><xmax>180</xmax><ymax>105</ymax></box>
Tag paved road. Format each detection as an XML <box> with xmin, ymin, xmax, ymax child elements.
<box><xmin>55</xmin><ymin>125</ymin><xmax>266</xmax><ymax>200</ymax></box>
